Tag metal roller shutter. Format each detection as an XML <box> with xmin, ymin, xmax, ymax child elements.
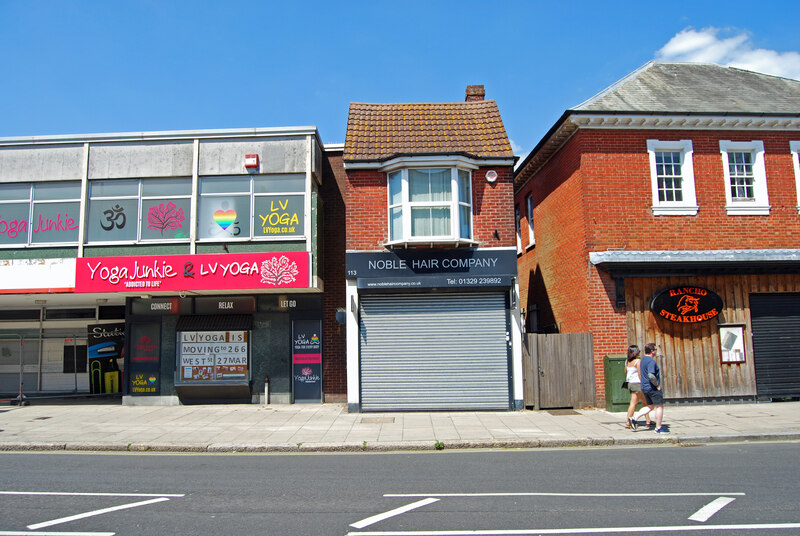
<box><xmin>750</xmin><ymin>293</ymin><xmax>800</xmax><ymax>398</ymax></box>
<box><xmin>359</xmin><ymin>292</ymin><xmax>511</xmax><ymax>411</ymax></box>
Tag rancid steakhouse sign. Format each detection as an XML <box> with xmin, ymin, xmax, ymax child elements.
<box><xmin>650</xmin><ymin>286</ymin><xmax>723</xmax><ymax>323</ymax></box>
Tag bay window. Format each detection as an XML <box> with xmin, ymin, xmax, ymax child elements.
<box><xmin>386</xmin><ymin>167</ymin><xmax>473</xmax><ymax>243</ymax></box>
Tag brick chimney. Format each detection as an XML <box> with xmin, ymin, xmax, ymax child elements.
<box><xmin>465</xmin><ymin>85</ymin><xmax>485</xmax><ymax>102</ymax></box>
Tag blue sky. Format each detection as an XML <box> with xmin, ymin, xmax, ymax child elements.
<box><xmin>2</xmin><ymin>0</ymin><xmax>799</xmax><ymax>157</ymax></box>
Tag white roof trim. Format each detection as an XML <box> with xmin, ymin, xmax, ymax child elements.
<box><xmin>343</xmin><ymin>154</ymin><xmax>514</xmax><ymax>170</ymax></box>
<box><xmin>0</xmin><ymin>126</ymin><xmax>320</xmax><ymax>146</ymax></box>
<box><xmin>590</xmin><ymin>249</ymin><xmax>800</xmax><ymax>265</ymax></box>
<box><xmin>570</xmin><ymin>114</ymin><xmax>800</xmax><ymax>131</ymax></box>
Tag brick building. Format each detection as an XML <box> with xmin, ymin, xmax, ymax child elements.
<box><xmin>515</xmin><ymin>63</ymin><xmax>800</xmax><ymax>406</ymax></box>
<box><xmin>342</xmin><ymin>86</ymin><xmax>522</xmax><ymax>411</ymax></box>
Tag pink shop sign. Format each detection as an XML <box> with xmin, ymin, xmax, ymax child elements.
<box><xmin>75</xmin><ymin>251</ymin><xmax>310</xmax><ymax>293</ymax></box>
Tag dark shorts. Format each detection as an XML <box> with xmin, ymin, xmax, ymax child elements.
<box><xmin>644</xmin><ymin>390</ymin><xmax>664</xmax><ymax>405</ymax></box>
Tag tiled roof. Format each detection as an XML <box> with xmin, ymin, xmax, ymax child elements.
<box><xmin>575</xmin><ymin>62</ymin><xmax>800</xmax><ymax>114</ymax></box>
<box><xmin>344</xmin><ymin>100</ymin><xmax>513</xmax><ymax>161</ymax></box>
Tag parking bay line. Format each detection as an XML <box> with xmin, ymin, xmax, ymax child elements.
<box><xmin>347</xmin><ymin>522</ymin><xmax>800</xmax><ymax>535</ymax></box>
<box><xmin>689</xmin><ymin>497</ymin><xmax>736</xmax><ymax>522</ymax></box>
<box><xmin>27</xmin><ymin>497</ymin><xmax>171</xmax><ymax>530</ymax></box>
<box><xmin>385</xmin><ymin>492</ymin><xmax>746</xmax><ymax>498</ymax></box>
<box><xmin>0</xmin><ymin>532</ymin><xmax>115</xmax><ymax>536</ymax></box>
<box><xmin>1</xmin><ymin>491</ymin><xmax>184</xmax><ymax>498</ymax></box>
<box><xmin>351</xmin><ymin>498</ymin><xmax>440</xmax><ymax>529</ymax></box>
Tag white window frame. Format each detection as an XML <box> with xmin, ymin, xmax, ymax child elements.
<box><xmin>720</xmin><ymin>140</ymin><xmax>770</xmax><ymax>216</ymax></box>
<box><xmin>383</xmin><ymin>161</ymin><xmax>475</xmax><ymax>246</ymax></box>
<box><xmin>646</xmin><ymin>139</ymin><xmax>698</xmax><ymax>216</ymax></box>
<box><xmin>526</xmin><ymin>194</ymin><xmax>535</xmax><ymax>248</ymax></box>
<box><xmin>515</xmin><ymin>205</ymin><xmax>522</xmax><ymax>254</ymax></box>
<box><xmin>790</xmin><ymin>141</ymin><xmax>800</xmax><ymax>214</ymax></box>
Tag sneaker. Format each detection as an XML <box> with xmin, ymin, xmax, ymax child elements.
<box><xmin>628</xmin><ymin>417</ymin><xmax>638</xmax><ymax>431</ymax></box>
<box><xmin>654</xmin><ymin>427</ymin><xmax>669</xmax><ymax>434</ymax></box>
<box><xmin>647</xmin><ymin>422</ymin><xmax>656</xmax><ymax>429</ymax></box>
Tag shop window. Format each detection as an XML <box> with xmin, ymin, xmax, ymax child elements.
<box><xmin>720</xmin><ymin>140</ymin><xmax>769</xmax><ymax>215</ymax></box>
<box><xmin>526</xmin><ymin>194</ymin><xmax>535</xmax><ymax>247</ymax></box>
<box><xmin>0</xmin><ymin>181</ymin><xmax>81</xmax><ymax>247</ymax></box>
<box><xmin>790</xmin><ymin>141</ymin><xmax>800</xmax><ymax>213</ymax></box>
<box><xmin>198</xmin><ymin>174</ymin><xmax>306</xmax><ymax>241</ymax></box>
<box><xmin>86</xmin><ymin>177</ymin><xmax>191</xmax><ymax>243</ymax></box>
<box><xmin>646</xmin><ymin>140</ymin><xmax>698</xmax><ymax>215</ymax></box>
<box><xmin>63</xmin><ymin>344</ymin><xmax>87</xmax><ymax>374</ymax></box>
<box><xmin>385</xmin><ymin>167</ymin><xmax>472</xmax><ymax>244</ymax></box>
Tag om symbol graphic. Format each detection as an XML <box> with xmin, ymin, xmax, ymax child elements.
<box><xmin>100</xmin><ymin>205</ymin><xmax>126</xmax><ymax>231</ymax></box>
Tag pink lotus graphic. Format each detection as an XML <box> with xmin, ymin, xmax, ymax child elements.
<box><xmin>147</xmin><ymin>202</ymin><xmax>185</xmax><ymax>235</ymax></box>
<box><xmin>301</xmin><ymin>367</ymin><xmax>313</xmax><ymax>376</ymax></box>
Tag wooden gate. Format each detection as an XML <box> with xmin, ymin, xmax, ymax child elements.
<box><xmin>523</xmin><ymin>333</ymin><xmax>594</xmax><ymax>409</ymax></box>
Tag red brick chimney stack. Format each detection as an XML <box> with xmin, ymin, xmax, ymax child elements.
<box><xmin>465</xmin><ymin>85</ymin><xmax>485</xmax><ymax>102</ymax></box>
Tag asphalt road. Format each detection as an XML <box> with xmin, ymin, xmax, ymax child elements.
<box><xmin>1</xmin><ymin>442</ymin><xmax>799</xmax><ymax>536</ymax></box>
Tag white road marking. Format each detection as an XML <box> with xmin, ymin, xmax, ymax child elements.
<box><xmin>0</xmin><ymin>532</ymin><xmax>115</xmax><ymax>536</ymax></box>
<box><xmin>689</xmin><ymin>497</ymin><xmax>736</xmax><ymax>522</ymax></box>
<box><xmin>351</xmin><ymin>498</ymin><xmax>440</xmax><ymax>529</ymax></box>
<box><xmin>0</xmin><ymin>491</ymin><xmax>184</xmax><ymax>498</ymax></box>
<box><xmin>346</xmin><ymin>522</ymin><xmax>800</xmax><ymax>535</ymax></box>
<box><xmin>385</xmin><ymin>492</ymin><xmax>745</xmax><ymax>498</ymax></box>
<box><xmin>27</xmin><ymin>497</ymin><xmax>171</xmax><ymax>530</ymax></box>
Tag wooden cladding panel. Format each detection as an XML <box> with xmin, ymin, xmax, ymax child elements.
<box><xmin>625</xmin><ymin>275</ymin><xmax>800</xmax><ymax>400</ymax></box>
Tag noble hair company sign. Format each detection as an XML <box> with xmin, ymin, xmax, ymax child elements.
<box><xmin>650</xmin><ymin>286</ymin><xmax>723</xmax><ymax>323</ymax></box>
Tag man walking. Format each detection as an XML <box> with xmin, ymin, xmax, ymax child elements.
<box><xmin>629</xmin><ymin>343</ymin><xmax>668</xmax><ymax>433</ymax></box>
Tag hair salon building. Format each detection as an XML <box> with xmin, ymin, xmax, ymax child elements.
<box><xmin>342</xmin><ymin>86</ymin><xmax>524</xmax><ymax>411</ymax></box>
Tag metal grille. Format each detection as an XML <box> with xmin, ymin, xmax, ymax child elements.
<box><xmin>750</xmin><ymin>293</ymin><xmax>800</xmax><ymax>398</ymax></box>
<box><xmin>359</xmin><ymin>292</ymin><xmax>511</xmax><ymax>411</ymax></box>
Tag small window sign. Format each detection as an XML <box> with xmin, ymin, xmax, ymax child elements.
<box><xmin>720</xmin><ymin>325</ymin><xmax>746</xmax><ymax>363</ymax></box>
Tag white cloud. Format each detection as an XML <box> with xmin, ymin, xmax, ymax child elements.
<box><xmin>509</xmin><ymin>138</ymin><xmax>524</xmax><ymax>156</ymax></box>
<box><xmin>656</xmin><ymin>27</ymin><xmax>800</xmax><ymax>80</ymax></box>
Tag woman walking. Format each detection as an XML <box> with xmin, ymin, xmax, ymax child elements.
<box><xmin>624</xmin><ymin>345</ymin><xmax>652</xmax><ymax>429</ymax></box>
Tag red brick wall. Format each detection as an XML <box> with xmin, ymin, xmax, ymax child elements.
<box><xmin>517</xmin><ymin>135</ymin><xmax>591</xmax><ymax>333</ymax></box>
<box><xmin>345</xmin><ymin>165</ymin><xmax>516</xmax><ymax>251</ymax></box>
<box><xmin>320</xmin><ymin>152</ymin><xmax>347</xmax><ymax>399</ymax></box>
<box><xmin>516</xmin><ymin>128</ymin><xmax>800</xmax><ymax>405</ymax></box>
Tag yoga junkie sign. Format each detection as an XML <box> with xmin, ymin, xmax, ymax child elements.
<box><xmin>75</xmin><ymin>252</ymin><xmax>310</xmax><ymax>293</ymax></box>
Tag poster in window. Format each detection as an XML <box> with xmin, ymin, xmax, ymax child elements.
<box><xmin>87</xmin><ymin>323</ymin><xmax>125</xmax><ymax>394</ymax></box>
<box><xmin>128</xmin><ymin>323</ymin><xmax>160</xmax><ymax>395</ymax></box>
<box><xmin>292</xmin><ymin>319</ymin><xmax>322</xmax><ymax>403</ymax></box>
<box><xmin>177</xmin><ymin>331</ymin><xmax>249</xmax><ymax>383</ymax></box>
<box><xmin>720</xmin><ymin>325</ymin><xmax>746</xmax><ymax>363</ymax></box>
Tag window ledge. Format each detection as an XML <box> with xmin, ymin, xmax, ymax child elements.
<box><xmin>725</xmin><ymin>205</ymin><xmax>771</xmax><ymax>216</ymax></box>
<box><xmin>384</xmin><ymin>238</ymin><xmax>479</xmax><ymax>249</ymax></box>
<box><xmin>652</xmin><ymin>205</ymin><xmax>699</xmax><ymax>216</ymax></box>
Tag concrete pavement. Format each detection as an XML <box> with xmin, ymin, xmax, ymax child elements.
<box><xmin>0</xmin><ymin>400</ymin><xmax>798</xmax><ymax>453</ymax></box>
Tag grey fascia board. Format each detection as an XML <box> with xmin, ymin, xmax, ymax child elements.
<box><xmin>0</xmin><ymin>126</ymin><xmax>321</xmax><ymax>146</ymax></box>
<box><xmin>590</xmin><ymin>249</ymin><xmax>800</xmax><ymax>265</ymax></box>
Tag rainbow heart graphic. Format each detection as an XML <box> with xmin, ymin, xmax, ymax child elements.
<box><xmin>213</xmin><ymin>209</ymin><xmax>237</xmax><ymax>230</ymax></box>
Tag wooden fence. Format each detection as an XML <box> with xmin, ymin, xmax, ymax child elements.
<box><xmin>522</xmin><ymin>332</ymin><xmax>595</xmax><ymax>409</ymax></box>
